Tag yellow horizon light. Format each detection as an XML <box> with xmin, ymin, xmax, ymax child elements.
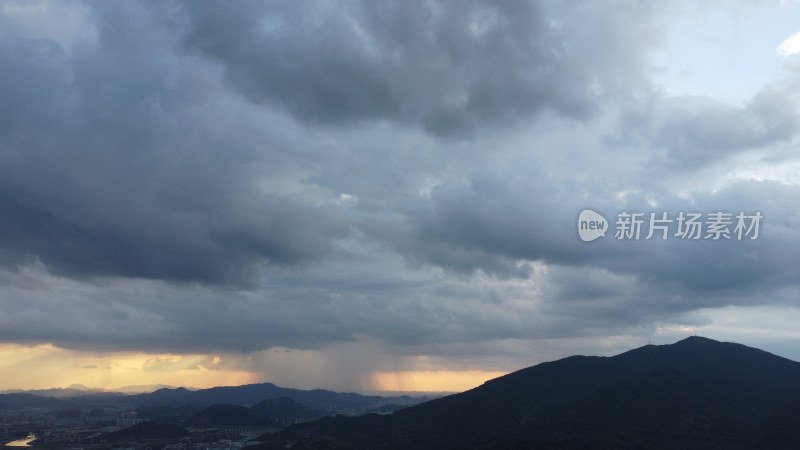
<box><xmin>369</xmin><ymin>370</ymin><xmax>507</xmax><ymax>393</ymax></box>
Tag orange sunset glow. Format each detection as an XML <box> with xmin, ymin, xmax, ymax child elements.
<box><xmin>369</xmin><ymin>370</ymin><xmax>507</xmax><ymax>393</ymax></box>
<box><xmin>0</xmin><ymin>343</ymin><xmax>506</xmax><ymax>393</ymax></box>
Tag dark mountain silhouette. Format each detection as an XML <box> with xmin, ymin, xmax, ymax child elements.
<box><xmin>121</xmin><ymin>382</ymin><xmax>422</xmax><ymax>413</ymax></box>
<box><xmin>186</xmin><ymin>397</ymin><xmax>327</xmax><ymax>428</ymax></box>
<box><xmin>252</xmin><ymin>337</ymin><xmax>800</xmax><ymax>449</ymax></box>
<box><xmin>251</xmin><ymin>397</ymin><xmax>326</xmax><ymax>420</ymax></box>
<box><xmin>0</xmin><ymin>393</ymin><xmax>70</xmax><ymax>409</ymax></box>
<box><xmin>186</xmin><ymin>404</ymin><xmax>265</xmax><ymax>427</ymax></box>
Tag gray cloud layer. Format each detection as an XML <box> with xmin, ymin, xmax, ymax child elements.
<box><xmin>0</xmin><ymin>0</ymin><xmax>799</xmax><ymax>369</ymax></box>
<box><xmin>171</xmin><ymin>0</ymin><xmax>668</xmax><ymax>134</ymax></box>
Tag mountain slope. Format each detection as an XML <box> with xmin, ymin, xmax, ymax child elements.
<box><xmin>253</xmin><ymin>337</ymin><xmax>800</xmax><ymax>449</ymax></box>
<box><xmin>250</xmin><ymin>397</ymin><xmax>327</xmax><ymax>420</ymax></box>
<box><xmin>185</xmin><ymin>397</ymin><xmax>327</xmax><ymax>428</ymax></box>
<box><xmin>185</xmin><ymin>404</ymin><xmax>266</xmax><ymax>427</ymax></box>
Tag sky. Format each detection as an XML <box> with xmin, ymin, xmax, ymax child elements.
<box><xmin>1</xmin><ymin>0</ymin><xmax>800</xmax><ymax>394</ymax></box>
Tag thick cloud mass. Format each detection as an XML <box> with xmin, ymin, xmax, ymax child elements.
<box><xmin>172</xmin><ymin>0</ymin><xmax>667</xmax><ymax>134</ymax></box>
<box><xmin>0</xmin><ymin>0</ymin><xmax>799</xmax><ymax>376</ymax></box>
<box><xmin>0</xmin><ymin>1</ymin><xmax>349</xmax><ymax>286</ymax></box>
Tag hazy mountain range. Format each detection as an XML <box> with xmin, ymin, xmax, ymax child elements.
<box><xmin>7</xmin><ymin>337</ymin><xmax>800</xmax><ymax>448</ymax></box>
<box><xmin>0</xmin><ymin>384</ymin><xmax>179</xmax><ymax>398</ymax></box>
<box><xmin>0</xmin><ymin>381</ymin><xmax>427</xmax><ymax>414</ymax></box>
<box><xmin>254</xmin><ymin>337</ymin><xmax>800</xmax><ymax>449</ymax></box>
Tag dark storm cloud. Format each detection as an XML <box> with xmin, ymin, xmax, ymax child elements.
<box><xmin>1</xmin><ymin>0</ymin><xmax>800</xmax><ymax>363</ymax></box>
<box><xmin>0</xmin><ymin>1</ymin><xmax>348</xmax><ymax>286</ymax></box>
<box><xmin>354</xmin><ymin>77</ymin><xmax>800</xmax><ymax>304</ymax></box>
<box><xmin>0</xmin><ymin>0</ymin><xmax>672</xmax><ymax>288</ymax></box>
<box><xmin>169</xmin><ymin>0</ymin><xmax>668</xmax><ymax>134</ymax></box>
<box><xmin>378</xmin><ymin>163</ymin><xmax>800</xmax><ymax>296</ymax></box>
<box><xmin>363</xmin><ymin>166</ymin><xmax>589</xmax><ymax>278</ymax></box>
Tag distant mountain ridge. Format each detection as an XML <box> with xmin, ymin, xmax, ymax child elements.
<box><xmin>0</xmin><ymin>381</ymin><xmax>429</xmax><ymax>414</ymax></box>
<box><xmin>0</xmin><ymin>384</ymin><xmax>178</xmax><ymax>398</ymax></box>
<box><xmin>120</xmin><ymin>382</ymin><xmax>426</xmax><ymax>412</ymax></box>
<box><xmin>254</xmin><ymin>337</ymin><xmax>800</xmax><ymax>449</ymax></box>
